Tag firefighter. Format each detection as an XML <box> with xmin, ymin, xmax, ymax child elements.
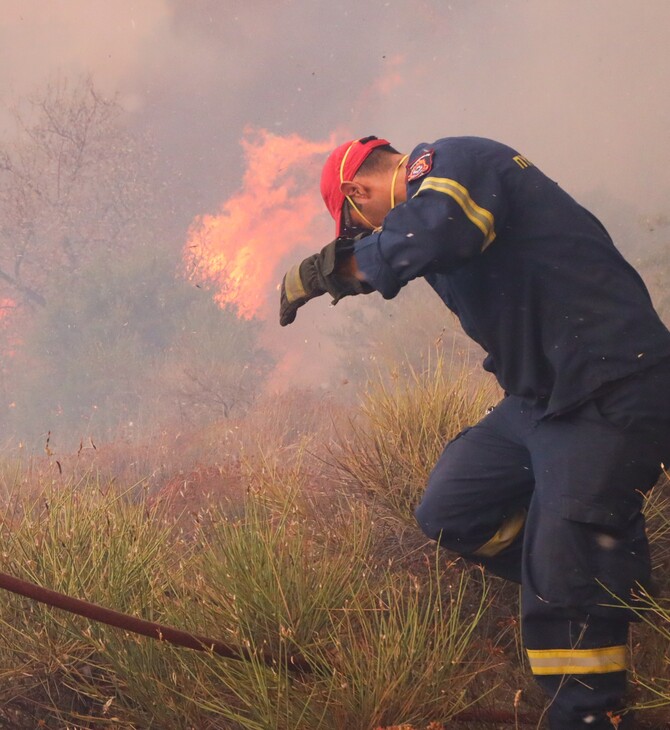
<box><xmin>279</xmin><ymin>135</ymin><xmax>670</xmax><ymax>729</ymax></box>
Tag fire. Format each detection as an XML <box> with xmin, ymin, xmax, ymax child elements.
<box><xmin>184</xmin><ymin>127</ymin><xmax>335</xmax><ymax>318</ymax></box>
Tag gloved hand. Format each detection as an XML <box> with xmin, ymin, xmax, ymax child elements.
<box><xmin>279</xmin><ymin>237</ymin><xmax>372</xmax><ymax>326</ymax></box>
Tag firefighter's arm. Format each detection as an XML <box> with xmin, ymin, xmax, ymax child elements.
<box><xmin>279</xmin><ymin>237</ymin><xmax>371</xmax><ymax>326</ymax></box>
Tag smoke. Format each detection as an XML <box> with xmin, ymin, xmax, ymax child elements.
<box><xmin>3</xmin><ymin>1</ymin><xmax>669</xmax><ymax>216</ymax></box>
<box><xmin>1</xmin><ymin>0</ymin><xmax>669</xmax><ymax>438</ymax></box>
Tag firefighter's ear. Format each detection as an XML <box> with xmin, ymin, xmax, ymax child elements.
<box><xmin>340</xmin><ymin>180</ymin><xmax>369</xmax><ymax>202</ymax></box>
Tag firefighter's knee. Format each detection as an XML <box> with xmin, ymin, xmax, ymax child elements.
<box><xmin>414</xmin><ymin>499</ymin><xmax>476</xmax><ymax>556</ymax></box>
<box><xmin>414</xmin><ymin>500</ymin><xmax>443</xmax><ymax>542</ymax></box>
<box><xmin>414</xmin><ymin>498</ymin><xmax>461</xmax><ymax>548</ymax></box>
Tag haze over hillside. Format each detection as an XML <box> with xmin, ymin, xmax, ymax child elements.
<box><xmin>1</xmin><ymin>1</ymin><xmax>668</xmax><ymax>447</ymax></box>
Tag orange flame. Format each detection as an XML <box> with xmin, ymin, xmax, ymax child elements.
<box><xmin>184</xmin><ymin>127</ymin><xmax>335</xmax><ymax>318</ymax></box>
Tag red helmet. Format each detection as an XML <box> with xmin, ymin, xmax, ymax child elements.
<box><xmin>320</xmin><ymin>136</ymin><xmax>390</xmax><ymax>236</ymax></box>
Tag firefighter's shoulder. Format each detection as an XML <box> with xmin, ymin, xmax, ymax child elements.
<box><xmin>430</xmin><ymin>137</ymin><xmax>534</xmax><ymax>175</ymax></box>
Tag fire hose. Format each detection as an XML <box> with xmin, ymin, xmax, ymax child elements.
<box><xmin>0</xmin><ymin>570</ymin><xmax>312</xmax><ymax>673</ymax></box>
<box><xmin>0</xmin><ymin>571</ymin><xmax>543</xmax><ymax>725</ymax></box>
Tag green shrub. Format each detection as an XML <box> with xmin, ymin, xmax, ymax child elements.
<box><xmin>4</xmin><ymin>248</ymin><xmax>272</xmax><ymax>449</ymax></box>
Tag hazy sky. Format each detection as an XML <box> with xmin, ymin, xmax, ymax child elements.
<box><xmin>2</xmin><ymin>0</ymin><xmax>669</xmax><ymax>229</ymax></box>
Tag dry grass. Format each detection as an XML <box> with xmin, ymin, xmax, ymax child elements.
<box><xmin>0</xmin><ymin>447</ymin><xmax>499</xmax><ymax>728</ymax></box>
<box><xmin>330</xmin><ymin>355</ymin><xmax>500</xmax><ymax>522</ymax></box>
<box><xmin>0</xmin><ymin>370</ymin><xmax>668</xmax><ymax>729</ymax></box>
<box><xmin>623</xmin><ymin>473</ymin><xmax>670</xmax><ymax>721</ymax></box>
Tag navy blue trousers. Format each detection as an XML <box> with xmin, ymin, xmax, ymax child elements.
<box><xmin>414</xmin><ymin>359</ymin><xmax>670</xmax><ymax>729</ymax></box>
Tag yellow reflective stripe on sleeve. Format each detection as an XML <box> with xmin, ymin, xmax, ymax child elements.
<box><xmin>414</xmin><ymin>176</ymin><xmax>496</xmax><ymax>249</ymax></box>
<box><xmin>472</xmin><ymin>509</ymin><xmax>526</xmax><ymax>558</ymax></box>
<box><xmin>284</xmin><ymin>264</ymin><xmax>307</xmax><ymax>303</ymax></box>
<box><xmin>527</xmin><ymin>646</ymin><xmax>628</xmax><ymax>676</ymax></box>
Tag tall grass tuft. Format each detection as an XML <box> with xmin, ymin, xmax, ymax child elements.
<box><xmin>620</xmin><ymin>473</ymin><xmax>670</xmax><ymax>719</ymax></box>
<box><xmin>148</xmin><ymin>486</ymin><xmax>496</xmax><ymax>730</ymax></box>
<box><xmin>0</xmin><ymin>476</ymin><xmax>182</xmax><ymax>727</ymax></box>
<box><xmin>331</xmin><ymin>355</ymin><xmax>500</xmax><ymax>522</ymax></box>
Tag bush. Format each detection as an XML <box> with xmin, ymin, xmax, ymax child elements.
<box><xmin>331</xmin><ymin>355</ymin><xmax>500</xmax><ymax>522</ymax></box>
<box><xmin>0</xmin><ymin>474</ymin><xmax>180</xmax><ymax>727</ymax></box>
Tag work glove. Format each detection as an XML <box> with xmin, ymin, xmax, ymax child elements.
<box><xmin>279</xmin><ymin>237</ymin><xmax>372</xmax><ymax>326</ymax></box>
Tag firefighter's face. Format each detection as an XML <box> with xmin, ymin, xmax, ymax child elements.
<box><xmin>341</xmin><ymin>167</ymin><xmax>406</xmax><ymax>230</ymax></box>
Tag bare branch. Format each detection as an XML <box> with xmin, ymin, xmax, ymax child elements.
<box><xmin>0</xmin><ymin>268</ymin><xmax>46</xmax><ymax>307</ymax></box>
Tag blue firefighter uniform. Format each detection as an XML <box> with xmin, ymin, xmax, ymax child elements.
<box><xmin>353</xmin><ymin>137</ymin><xmax>670</xmax><ymax>729</ymax></box>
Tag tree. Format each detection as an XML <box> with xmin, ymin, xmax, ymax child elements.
<box><xmin>0</xmin><ymin>77</ymin><xmax>158</xmax><ymax>312</ymax></box>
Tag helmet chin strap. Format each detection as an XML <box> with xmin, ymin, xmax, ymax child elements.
<box><xmin>344</xmin><ymin>195</ymin><xmax>377</xmax><ymax>231</ymax></box>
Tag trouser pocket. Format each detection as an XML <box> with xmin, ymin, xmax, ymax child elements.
<box><xmin>573</xmin><ymin>511</ymin><xmax>650</xmax><ymax>616</ymax></box>
<box><xmin>526</xmin><ymin>502</ymin><xmax>650</xmax><ymax>619</ymax></box>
